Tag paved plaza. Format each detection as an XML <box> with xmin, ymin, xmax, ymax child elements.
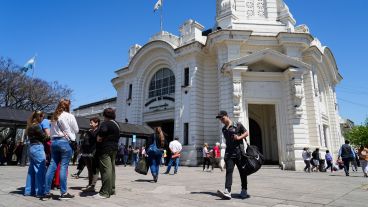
<box><xmin>0</xmin><ymin>165</ymin><xmax>367</xmax><ymax>207</ymax></box>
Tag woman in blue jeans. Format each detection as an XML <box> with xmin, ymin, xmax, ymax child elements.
<box><xmin>24</xmin><ymin>111</ymin><xmax>48</xmax><ymax>197</ymax></box>
<box><xmin>43</xmin><ymin>99</ymin><xmax>79</xmax><ymax>200</ymax></box>
<box><xmin>146</xmin><ymin>127</ymin><xmax>166</xmax><ymax>182</ymax></box>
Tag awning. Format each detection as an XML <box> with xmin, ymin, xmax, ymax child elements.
<box><xmin>0</xmin><ymin>107</ymin><xmax>153</xmax><ymax>138</ymax></box>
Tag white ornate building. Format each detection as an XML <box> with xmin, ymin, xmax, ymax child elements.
<box><xmin>112</xmin><ymin>0</ymin><xmax>343</xmax><ymax>170</ymax></box>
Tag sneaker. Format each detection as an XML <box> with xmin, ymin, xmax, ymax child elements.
<box><xmin>93</xmin><ymin>194</ymin><xmax>108</xmax><ymax>199</ymax></box>
<box><xmin>82</xmin><ymin>185</ymin><xmax>96</xmax><ymax>192</ymax></box>
<box><xmin>217</xmin><ymin>189</ymin><xmax>231</xmax><ymax>200</ymax></box>
<box><xmin>41</xmin><ymin>193</ymin><xmax>53</xmax><ymax>201</ymax></box>
<box><xmin>60</xmin><ymin>193</ymin><xmax>75</xmax><ymax>200</ymax></box>
<box><xmin>240</xmin><ymin>189</ymin><xmax>250</xmax><ymax>199</ymax></box>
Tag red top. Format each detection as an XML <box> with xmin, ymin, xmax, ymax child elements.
<box><xmin>213</xmin><ymin>146</ymin><xmax>221</xmax><ymax>158</ymax></box>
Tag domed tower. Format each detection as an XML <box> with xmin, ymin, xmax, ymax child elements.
<box><xmin>216</xmin><ymin>0</ymin><xmax>296</xmax><ymax>35</ymax></box>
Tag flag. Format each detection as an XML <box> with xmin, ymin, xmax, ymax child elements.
<box><xmin>21</xmin><ymin>56</ymin><xmax>36</xmax><ymax>73</ymax></box>
<box><xmin>154</xmin><ymin>0</ymin><xmax>162</xmax><ymax>12</ymax></box>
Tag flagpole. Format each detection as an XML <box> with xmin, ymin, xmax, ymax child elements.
<box><xmin>160</xmin><ymin>0</ymin><xmax>164</xmax><ymax>32</ymax></box>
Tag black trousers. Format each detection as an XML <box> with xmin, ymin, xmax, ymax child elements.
<box><xmin>203</xmin><ymin>157</ymin><xmax>211</xmax><ymax>170</ymax></box>
<box><xmin>325</xmin><ymin>160</ymin><xmax>333</xmax><ymax>172</ymax></box>
<box><xmin>225</xmin><ymin>158</ymin><xmax>247</xmax><ymax>192</ymax></box>
<box><xmin>342</xmin><ymin>158</ymin><xmax>352</xmax><ymax>175</ymax></box>
<box><xmin>83</xmin><ymin>156</ymin><xmax>97</xmax><ymax>186</ymax></box>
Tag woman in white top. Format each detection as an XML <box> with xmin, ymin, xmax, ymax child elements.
<box><xmin>43</xmin><ymin>99</ymin><xmax>79</xmax><ymax>201</ymax></box>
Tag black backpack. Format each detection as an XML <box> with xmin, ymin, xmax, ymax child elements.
<box><xmin>240</xmin><ymin>143</ymin><xmax>264</xmax><ymax>176</ymax></box>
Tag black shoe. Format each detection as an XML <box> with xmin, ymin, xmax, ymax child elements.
<box><xmin>163</xmin><ymin>172</ymin><xmax>169</xmax><ymax>174</ymax></box>
<box><xmin>153</xmin><ymin>175</ymin><xmax>158</xmax><ymax>183</ymax></box>
<box><xmin>41</xmin><ymin>193</ymin><xmax>53</xmax><ymax>201</ymax></box>
<box><xmin>60</xmin><ymin>193</ymin><xmax>75</xmax><ymax>200</ymax></box>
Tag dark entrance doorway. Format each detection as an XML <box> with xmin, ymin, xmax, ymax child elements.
<box><xmin>249</xmin><ymin>118</ymin><xmax>263</xmax><ymax>154</ymax></box>
<box><xmin>146</xmin><ymin>120</ymin><xmax>174</xmax><ymax>165</ymax></box>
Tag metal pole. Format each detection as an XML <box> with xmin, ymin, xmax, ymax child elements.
<box><xmin>160</xmin><ymin>0</ymin><xmax>164</xmax><ymax>32</ymax></box>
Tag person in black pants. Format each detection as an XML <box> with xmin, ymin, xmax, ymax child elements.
<box><xmin>216</xmin><ymin>111</ymin><xmax>250</xmax><ymax>200</ymax></box>
<box><xmin>80</xmin><ymin>117</ymin><xmax>100</xmax><ymax>192</ymax></box>
<box><xmin>338</xmin><ymin>140</ymin><xmax>356</xmax><ymax>176</ymax></box>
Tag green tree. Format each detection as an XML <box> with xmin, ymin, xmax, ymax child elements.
<box><xmin>345</xmin><ymin>119</ymin><xmax>368</xmax><ymax>147</ymax></box>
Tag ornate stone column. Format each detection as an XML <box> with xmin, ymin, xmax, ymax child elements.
<box><xmin>285</xmin><ymin>67</ymin><xmax>310</xmax><ymax>170</ymax></box>
<box><xmin>232</xmin><ymin>69</ymin><xmax>243</xmax><ymax>123</ymax></box>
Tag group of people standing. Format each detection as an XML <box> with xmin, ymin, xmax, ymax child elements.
<box><xmin>302</xmin><ymin>140</ymin><xmax>368</xmax><ymax>177</ymax></box>
<box><xmin>24</xmin><ymin>98</ymin><xmax>122</xmax><ymax>200</ymax></box>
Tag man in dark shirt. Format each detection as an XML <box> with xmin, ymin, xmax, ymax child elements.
<box><xmin>216</xmin><ymin>111</ymin><xmax>250</xmax><ymax>200</ymax></box>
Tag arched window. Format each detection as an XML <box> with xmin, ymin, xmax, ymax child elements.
<box><xmin>148</xmin><ymin>68</ymin><xmax>175</xmax><ymax>98</ymax></box>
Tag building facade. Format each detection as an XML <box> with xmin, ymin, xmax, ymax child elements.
<box><xmin>112</xmin><ymin>0</ymin><xmax>343</xmax><ymax>170</ymax></box>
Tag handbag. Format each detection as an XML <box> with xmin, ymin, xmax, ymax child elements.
<box><xmin>135</xmin><ymin>157</ymin><xmax>149</xmax><ymax>175</ymax></box>
<box><xmin>240</xmin><ymin>139</ymin><xmax>264</xmax><ymax>176</ymax></box>
<box><xmin>172</xmin><ymin>153</ymin><xmax>181</xmax><ymax>159</ymax></box>
<box><xmin>11</xmin><ymin>154</ymin><xmax>17</xmax><ymax>162</ymax></box>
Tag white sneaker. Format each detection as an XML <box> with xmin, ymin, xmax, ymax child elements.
<box><xmin>93</xmin><ymin>194</ymin><xmax>108</xmax><ymax>199</ymax></box>
<box><xmin>217</xmin><ymin>189</ymin><xmax>231</xmax><ymax>200</ymax></box>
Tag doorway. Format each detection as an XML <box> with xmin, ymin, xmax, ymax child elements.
<box><xmin>248</xmin><ymin>104</ymin><xmax>279</xmax><ymax>164</ymax></box>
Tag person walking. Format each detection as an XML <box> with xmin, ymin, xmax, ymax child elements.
<box><xmin>324</xmin><ymin>150</ymin><xmax>333</xmax><ymax>172</ymax></box>
<box><xmin>311</xmin><ymin>148</ymin><xmax>320</xmax><ymax>172</ymax></box>
<box><xmin>212</xmin><ymin>142</ymin><xmax>223</xmax><ymax>172</ymax></box>
<box><xmin>202</xmin><ymin>143</ymin><xmax>211</xmax><ymax>172</ymax></box>
<box><xmin>43</xmin><ymin>99</ymin><xmax>79</xmax><ymax>201</ymax></box>
<box><xmin>132</xmin><ymin>147</ymin><xmax>139</xmax><ymax>167</ymax></box>
<box><xmin>302</xmin><ymin>147</ymin><xmax>311</xmax><ymax>173</ymax></box>
<box><xmin>164</xmin><ymin>137</ymin><xmax>182</xmax><ymax>175</ymax></box>
<box><xmin>146</xmin><ymin>127</ymin><xmax>166</xmax><ymax>183</ymax></box>
<box><xmin>94</xmin><ymin>108</ymin><xmax>120</xmax><ymax>199</ymax></box>
<box><xmin>24</xmin><ymin>111</ymin><xmax>48</xmax><ymax>197</ymax></box>
<box><xmin>80</xmin><ymin>117</ymin><xmax>100</xmax><ymax>192</ymax></box>
<box><xmin>358</xmin><ymin>145</ymin><xmax>368</xmax><ymax>177</ymax></box>
<box><xmin>216</xmin><ymin>111</ymin><xmax>250</xmax><ymax>200</ymax></box>
<box><xmin>0</xmin><ymin>140</ymin><xmax>8</xmax><ymax>165</ymax></box>
<box><xmin>338</xmin><ymin>140</ymin><xmax>356</xmax><ymax>176</ymax></box>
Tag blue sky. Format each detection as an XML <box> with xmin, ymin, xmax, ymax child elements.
<box><xmin>1</xmin><ymin>0</ymin><xmax>367</xmax><ymax>124</ymax></box>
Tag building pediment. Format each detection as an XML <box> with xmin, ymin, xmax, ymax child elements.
<box><xmin>221</xmin><ymin>48</ymin><xmax>311</xmax><ymax>72</ymax></box>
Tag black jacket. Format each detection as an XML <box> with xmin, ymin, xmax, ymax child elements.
<box><xmin>80</xmin><ymin>129</ymin><xmax>97</xmax><ymax>154</ymax></box>
<box><xmin>96</xmin><ymin>120</ymin><xmax>120</xmax><ymax>154</ymax></box>
<box><xmin>27</xmin><ymin>124</ymin><xmax>47</xmax><ymax>144</ymax></box>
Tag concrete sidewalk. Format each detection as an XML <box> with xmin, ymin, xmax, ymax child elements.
<box><xmin>0</xmin><ymin>165</ymin><xmax>367</xmax><ymax>207</ymax></box>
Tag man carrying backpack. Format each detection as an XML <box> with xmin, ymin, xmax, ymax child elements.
<box><xmin>338</xmin><ymin>140</ymin><xmax>356</xmax><ymax>176</ymax></box>
<box><xmin>216</xmin><ymin>111</ymin><xmax>250</xmax><ymax>200</ymax></box>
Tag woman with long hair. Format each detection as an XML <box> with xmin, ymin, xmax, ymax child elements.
<box><xmin>146</xmin><ymin>127</ymin><xmax>165</xmax><ymax>182</ymax></box>
<box><xmin>24</xmin><ymin>111</ymin><xmax>48</xmax><ymax>197</ymax></box>
<box><xmin>43</xmin><ymin>99</ymin><xmax>79</xmax><ymax>200</ymax></box>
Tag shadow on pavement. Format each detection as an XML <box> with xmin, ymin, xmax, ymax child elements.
<box><xmin>9</xmin><ymin>187</ymin><xmax>24</xmax><ymax>195</ymax></box>
<box><xmin>133</xmin><ymin>179</ymin><xmax>154</xmax><ymax>183</ymax></box>
<box><xmin>190</xmin><ymin>191</ymin><xmax>222</xmax><ymax>200</ymax></box>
